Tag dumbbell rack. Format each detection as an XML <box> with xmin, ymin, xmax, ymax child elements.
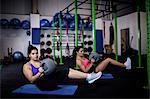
<box><xmin>40</xmin><ymin>28</ymin><xmax>93</xmax><ymax>59</ymax></box>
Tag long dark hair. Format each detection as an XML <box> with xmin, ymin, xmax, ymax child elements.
<box><xmin>27</xmin><ymin>45</ymin><xmax>38</xmax><ymax>56</ymax></box>
<box><xmin>25</xmin><ymin>45</ymin><xmax>38</xmax><ymax>62</ymax></box>
<box><xmin>72</xmin><ymin>46</ymin><xmax>83</xmax><ymax>58</ymax></box>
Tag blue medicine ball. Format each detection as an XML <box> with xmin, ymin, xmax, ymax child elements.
<box><xmin>69</xmin><ymin>20</ymin><xmax>75</xmax><ymax>30</ymax></box>
<box><xmin>88</xmin><ymin>21</ymin><xmax>92</xmax><ymax>31</ymax></box>
<box><xmin>54</xmin><ymin>21</ymin><xmax>59</xmax><ymax>27</ymax></box>
<box><xmin>21</xmin><ymin>20</ymin><xmax>30</xmax><ymax>29</ymax></box>
<box><xmin>53</xmin><ymin>13</ymin><xmax>62</xmax><ymax>23</ymax></box>
<box><xmin>10</xmin><ymin>18</ymin><xmax>21</xmax><ymax>29</ymax></box>
<box><xmin>78</xmin><ymin>20</ymin><xmax>86</xmax><ymax>29</ymax></box>
<box><xmin>0</xmin><ymin>19</ymin><xmax>9</xmax><ymax>29</ymax></box>
<box><xmin>40</xmin><ymin>19</ymin><xmax>51</xmax><ymax>28</ymax></box>
<box><xmin>62</xmin><ymin>19</ymin><xmax>67</xmax><ymax>28</ymax></box>
<box><xmin>63</xmin><ymin>13</ymin><xmax>72</xmax><ymax>21</ymax></box>
<box><xmin>53</xmin><ymin>12</ymin><xmax>64</xmax><ymax>27</ymax></box>
<box><xmin>71</xmin><ymin>14</ymin><xmax>81</xmax><ymax>22</ymax></box>
<box><xmin>78</xmin><ymin>20</ymin><xmax>82</xmax><ymax>29</ymax></box>
<box><xmin>54</xmin><ymin>12</ymin><xmax>59</xmax><ymax>17</ymax></box>
<box><xmin>50</xmin><ymin>20</ymin><xmax>55</xmax><ymax>27</ymax></box>
<box><xmin>13</xmin><ymin>51</ymin><xmax>24</xmax><ymax>62</ymax></box>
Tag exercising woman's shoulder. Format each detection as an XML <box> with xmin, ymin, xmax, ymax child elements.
<box><xmin>23</xmin><ymin>62</ymin><xmax>31</xmax><ymax>68</ymax></box>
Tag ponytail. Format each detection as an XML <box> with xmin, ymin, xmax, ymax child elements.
<box><xmin>72</xmin><ymin>47</ymin><xmax>77</xmax><ymax>59</ymax></box>
<box><xmin>72</xmin><ymin>46</ymin><xmax>82</xmax><ymax>59</ymax></box>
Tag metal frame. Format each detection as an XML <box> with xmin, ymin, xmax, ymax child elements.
<box><xmin>60</xmin><ymin>0</ymin><xmax>145</xmax><ymax>63</ymax></box>
<box><xmin>61</xmin><ymin>0</ymin><xmax>135</xmax><ymax>19</ymax></box>
<box><xmin>146</xmin><ymin>0</ymin><xmax>150</xmax><ymax>89</ymax></box>
<box><xmin>60</xmin><ymin>0</ymin><xmax>137</xmax><ymax>55</ymax></box>
<box><xmin>137</xmin><ymin>0</ymin><xmax>142</xmax><ymax>68</ymax></box>
<box><xmin>92</xmin><ymin>0</ymin><xmax>96</xmax><ymax>52</ymax></box>
<box><xmin>54</xmin><ymin>0</ymin><xmax>148</xmax><ymax>88</ymax></box>
<box><xmin>59</xmin><ymin>11</ymin><xmax>63</xmax><ymax>64</ymax></box>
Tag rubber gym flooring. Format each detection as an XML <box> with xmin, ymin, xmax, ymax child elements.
<box><xmin>0</xmin><ymin>55</ymin><xmax>149</xmax><ymax>98</ymax></box>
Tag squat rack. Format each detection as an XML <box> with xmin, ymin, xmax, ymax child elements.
<box><xmin>58</xmin><ymin>0</ymin><xmax>150</xmax><ymax>89</ymax></box>
<box><xmin>52</xmin><ymin>0</ymin><xmax>150</xmax><ymax>88</ymax></box>
<box><xmin>146</xmin><ymin>0</ymin><xmax>150</xmax><ymax>89</ymax></box>
<box><xmin>60</xmin><ymin>0</ymin><xmax>136</xmax><ymax>60</ymax></box>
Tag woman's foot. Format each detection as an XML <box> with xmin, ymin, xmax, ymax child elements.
<box><xmin>124</xmin><ymin>57</ymin><xmax>131</xmax><ymax>69</ymax></box>
<box><xmin>86</xmin><ymin>72</ymin><xmax>102</xmax><ymax>84</ymax></box>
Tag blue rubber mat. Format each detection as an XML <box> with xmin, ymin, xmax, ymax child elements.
<box><xmin>101</xmin><ymin>73</ymin><xmax>114</xmax><ymax>79</ymax></box>
<box><xmin>12</xmin><ymin>84</ymin><xmax>78</xmax><ymax>95</ymax></box>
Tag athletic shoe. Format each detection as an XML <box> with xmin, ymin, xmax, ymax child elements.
<box><xmin>86</xmin><ymin>71</ymin><xmax>102</xmax><ymax>84</ymax></box>
<box><xmin>124</xmin><ymin>57</ymin><xmax>131</xmax><ymax>69</ymax></box>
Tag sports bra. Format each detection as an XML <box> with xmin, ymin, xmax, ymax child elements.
<box><xmin>82</xmin><ymin>58</ymin><xmax>90</xmax><ymax>68</ymax></box>
<box><xmin>27</xmin><ymin>62</ymin><xmax>39</xmax><ymax>76</ymax></box>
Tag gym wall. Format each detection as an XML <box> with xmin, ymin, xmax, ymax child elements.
<box><xmin>96</xmin><ymin>18</ymin><xmax>111</xmax><ymax>53</ymax></box>
<box><xmin>97</xmin><ymin>12</ymin><xmax>147</xmax><ymax>55</ymax></box>
<box><xmin>0</xmin><ymin>14</ymin><xmax>30</xmax><ymax>58</ymax></box>
<box><xmin>1</xmin><ymin>0</ymin><xmax>91</xmax><ymax>17</ymax></box>
<box><xmin>140</xmin><ymin>12</ymin><xmax>147</xmax><ymax>55</ymax></box>
<box><xmin>0</xmin><ymin>0</ymin><xmax>91</xmax><ymax>59</ymax></box>
<box><xmin>1</xmin><ymin>0</ymin><xmax>31</xmax><ymax>15</ymax></box>
<box><xmin>102</xmin><ymin>20</ymin><xmax>113</xmax><ymax>53</ymax></box>
<box><xmin>38</xmin><ymin>0</ymin><xmax>91</xmax><ymax>17</ymax></box>
<box><xmin>117</xmin><ymin>12</ymin><xmax>147</xmax><ymax>55</ymax></box>
<box><xmin>0</xmin><ymin>0</ymin><xmax>147</xmax><ymax>59</ymax></box>
<box><xmin>38</xmin><ymin>0</ymin><xmax>91</xmax><ymax>57</ymax></box>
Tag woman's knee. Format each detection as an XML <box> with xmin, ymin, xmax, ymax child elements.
<box><xmin>104</xmin><ymin>58</ymin><xmax>111</xmax><ymax>63</ymax></box>
<box><xmin>95</xmin><ymin>67</ymin><xmax>100</xmax><ymax>72</ymax></box>
<box><xmin>106</xmin><ymin>58</ymin><xmax>111</xmax><ymax>60</ymax></box>
<box><xmin>95</xmin><ymin>65</ymin><xmax>105</xmax><ymax>72</ymax></box>
<box><xmin>68</xmin><ymin>68</ymin><xmax>75</xmax><ymax>76</ymax></box>
<box><xmin>69</xmin><ymin>68</ymin><xmax>73</xmax><ymax>72</ymax></box>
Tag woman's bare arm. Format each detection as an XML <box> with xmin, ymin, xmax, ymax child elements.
<box><xmin>76</xmin><ymin>60</ymin><xmax>93</xmax><ymax>72</ymax></box>
<box><xmin>23</xmin><ymin>64</ymin><xmax>44</xmax><ymax>83</ymax></box>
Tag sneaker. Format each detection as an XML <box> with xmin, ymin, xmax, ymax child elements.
<box><xmin>124</xmin><ymin>57</ymin><xmax>131</xmax><ymax>69</ymax></box>
<box><xmin>86</xmin><ymin>72</ymin><xmax>102</xmax><ymax>84</ymax></box>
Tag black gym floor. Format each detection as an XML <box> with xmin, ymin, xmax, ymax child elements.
<box><xmin>1</xmin><ymin>56</ymin><xmax>149</xmax><ymax>98</ymax></box>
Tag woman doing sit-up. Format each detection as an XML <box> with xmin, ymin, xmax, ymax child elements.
<box><xmin>73</xmin><ymin>46</ymin><xmax>131</xmax><ymax>73</ymax></box>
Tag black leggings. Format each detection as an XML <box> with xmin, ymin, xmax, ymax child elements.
<box><xmin>35</xmin><ymin>67</ymin><xmax>69</xmax><ymax>90</ymax></box>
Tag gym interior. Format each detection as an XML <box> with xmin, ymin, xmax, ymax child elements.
<box><xmin>0</xmin><ymin>0</ymin><xmax>150</xmax><ymax>98</ymax></box>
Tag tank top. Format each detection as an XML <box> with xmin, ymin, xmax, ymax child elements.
<box><xmin>75</xmin><ymin>58</ymin><xmax>90</xmax><ymax>70</ymax></box>
<box><xmin>82</xmin><ymin>58</ymin><xmax>90</xmax><ymax>68</ymax></box>
<box><xmin>27</xmin><ymin>62</ymin><xmax>39</xmax><ymax>76</ymax></box>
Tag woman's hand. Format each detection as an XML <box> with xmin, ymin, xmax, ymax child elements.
<box><xmin>40</xmin><ymin>73</ymin><xmax>44</xmax><ymax>77</ymax></box>
<box><xmin>90</xmin><ymin>58</ymin><xmax>95</xmax><ymax>63</ymax></box>
<box><xmin>38</xmin><ymin>67</ymin><xmax>44</xmax><ymax>73</ymax></box>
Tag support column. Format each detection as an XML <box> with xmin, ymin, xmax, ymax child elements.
<box><xmin>82</xmin><ymin>20</ymin><xmax>85</xmax><ymax>49</ymax></box>
<box><xmin>59</xmin><ymin>12</ymin><xmax>63</xmax><ymax>64</ymax></box>
<box><xmin>92</xmin><ymin>0</ymin><xmax>96</xmax><ymax>52</ymax></box>
<box><xmin>113</xmin><ymin>6</ymin><xmax>118</xmax><ymax>61</ymax></box>
<box><xmin>74</xmin><ymin>0</ymin><xmax>78</xmax><ymax>47</ymax></box>
<box><xmin>137</xmin><ymin>1</ymin><xmax>142</xmax><ymax>68</ymax></box>
<box><xmin>146</xmin><ymin>0</ymin><xmax>150</xmax><ymax>89</ymax></box>
<box><xmin>52</xmin><ymin>20</ymin><xmax>56</xmax><ymax>63</ymax></box>
<box><xmin>31</xmin><ymin>0</ymin><xmax>38</xmax><ymax>14</ymax></box>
